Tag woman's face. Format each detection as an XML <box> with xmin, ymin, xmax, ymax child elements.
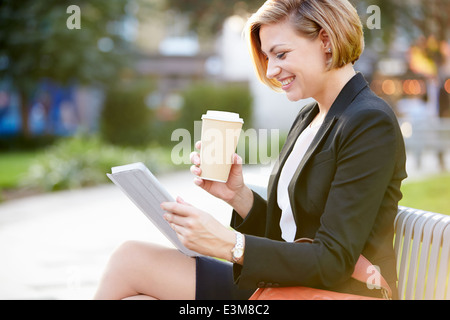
<box><xmin>259</xmin><ymin>19</ymin><xmax>328</xmax><ymax>102</ymax></box>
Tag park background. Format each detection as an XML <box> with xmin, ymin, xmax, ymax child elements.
<box><xmin>0</xmin><ymin>0</ymin><xmax>449</xmax><ymax>299</ymax></box>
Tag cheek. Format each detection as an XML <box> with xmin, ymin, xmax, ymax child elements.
<box><xmin>295</xmin><ymin>45</ymin><xmax>326</xmax><ymax>73</ymax></box>
<box><xmin>290</xmin><ymin>56</ymin><xmax>325</xmax><ymax>89</ymax></box>
<box><xmin>297</xmin><ymin>56</ymin><xmax>323</xmax><ymax>76</ymax></box>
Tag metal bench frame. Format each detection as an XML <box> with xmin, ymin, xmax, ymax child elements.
<box><xmin>395</xmin><ymin>206</ymin><xmax>450</xmax><ymax>300</ymax></box>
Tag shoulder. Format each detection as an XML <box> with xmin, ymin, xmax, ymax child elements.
<box><xmin>341</xmin><ymin>87</ymin><xmax>399</xmax><ymax>129</ymax></box>
<box><xmin>334</xmin><ymin>87</ymin><xmax>404</xmax><ymax>150</ymax></box>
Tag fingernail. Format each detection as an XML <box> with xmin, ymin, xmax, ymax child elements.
<box><xmin>235</xmin><ymin>154</ymin><xmax>243</xmax><ymax>165</ymax></box>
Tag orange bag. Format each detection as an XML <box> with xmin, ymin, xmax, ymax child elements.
<box><xmin>249</xmin><ymin>239</ymin><xmax>392</xmax><ymax>300</ymax></box>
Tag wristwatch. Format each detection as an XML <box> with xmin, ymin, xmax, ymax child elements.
<box><xmin>231</xmin><ymin>231</ymin><xmax>244</xmax><ymax>263</ymax></box>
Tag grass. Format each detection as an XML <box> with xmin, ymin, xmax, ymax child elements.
<box><xmin>0</xmin><ymin>151</ymin><xmax>40</xmax><ymax>189</ymax></box>
<box><xmin>400</xmin><ymin>174</ymin><xmax>450</xmax><ymax>216</ymax></box>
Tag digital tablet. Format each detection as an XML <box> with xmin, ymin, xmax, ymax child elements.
<box><xmin>107</xmin><ymin>162</ymin><xmax>201</xmax><ymax>257</ymax></box>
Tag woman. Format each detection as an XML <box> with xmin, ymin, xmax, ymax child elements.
<box><xmin>94</xmin><ymin>0</ymin><xmax>406</xmax><ymax>300</ymax></box>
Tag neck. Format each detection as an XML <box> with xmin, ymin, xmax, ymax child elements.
<box><xmin>315</xmin><ymin>64</ymin><xmax>356</xmax><ymax>114</ymax></box>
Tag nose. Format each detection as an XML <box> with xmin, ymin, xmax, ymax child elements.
<box><xmin>266</xmin><ymin>58</ymin><xmax>281</xmax><ymax>80</ymax></box>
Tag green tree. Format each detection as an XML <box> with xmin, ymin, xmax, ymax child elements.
<box><xmin>165</xmin><ymin>0</ymin><xmax>263</xmax><ymax>34</ymax></box>
<box><xmin>0</xmin><ymin>0</ymin><xmax>136</xmax><ymax>137</ymax></box>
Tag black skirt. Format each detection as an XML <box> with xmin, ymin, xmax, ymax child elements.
<box><xmin>195</xmin><ymin>256</ymin><xmax>255</xmax><ymax>300</ymax></box>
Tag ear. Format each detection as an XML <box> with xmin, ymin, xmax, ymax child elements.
<box><xmin>319</xmin><ymin>29</ymin><xmax>332</xmax><ymax>52</ymax></box>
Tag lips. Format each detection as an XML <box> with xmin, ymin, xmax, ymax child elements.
<box><xmin>279</xmin><ymin>76</ymin><xmax>295</xmax><ymax>89</ymax></box>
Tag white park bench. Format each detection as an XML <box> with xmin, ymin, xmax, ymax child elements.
<box><xmin>247</xmin><ymin>183</ymin><xmax>450</xmax><ymax>300</ymax></box>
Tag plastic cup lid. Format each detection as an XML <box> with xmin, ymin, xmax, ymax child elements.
<box><xmin>201</xmin><ymin>110</ymin><xmax>244</xmax><ymax>123</ymax></box>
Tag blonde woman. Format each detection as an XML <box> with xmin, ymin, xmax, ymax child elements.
<box><xmin>94</xmin><ymin>0</ymin><xmax>406</xmax><ymax>300</ymax></box>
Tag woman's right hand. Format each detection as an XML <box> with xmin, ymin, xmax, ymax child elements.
<box><xmin>190</xmin><ymin>141</ymin><xmax>253</xmax><ymax>217</ymax></box>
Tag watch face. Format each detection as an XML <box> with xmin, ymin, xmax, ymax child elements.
<box><xmin>233</xmin><ymin>248</ymin><xmax>243</xmax><ymax>258</ymax></box>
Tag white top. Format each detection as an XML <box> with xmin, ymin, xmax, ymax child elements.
<box><xmin>277</xmin><ymin>119</ymin><xmax>323</xmax><ymax>242</ymax></box>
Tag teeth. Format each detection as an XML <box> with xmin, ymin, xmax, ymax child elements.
<box><xmin>281</xmin><ymin>77</ymin><xmax>294</xmax><ymax>86</ymax></box>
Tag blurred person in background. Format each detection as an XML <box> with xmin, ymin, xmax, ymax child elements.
<box><xmin>397</xmin><ymin>93</ymin><xmax>429</xmax><ymax>169</ymax></box>
<box><xmin>0</xmin><ymin>91</ymin><xmax>10</xmax><ymax>120</ymax></box>
<box><xmin>438</xmin><ymin>81</ymin><xmax>450</xmax><ymax>171</ymax></box>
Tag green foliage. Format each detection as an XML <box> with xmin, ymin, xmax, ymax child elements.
<box><xmin>0</xmin><ymin>0</ymin><xmax>132</xmax><ymax>88</ymax></box>
<box><xmin>100</xmin><ymin>79</ymin><xmax>155</xmax><ymax>147</ymax></box>
<box><xmin>21</xmin><ymin>134</ymin><xmax>173</xmax><ymax>192</ymax></box>
<box><xmin>176</xmin><ymin>82</ymin><xmax>253</xmax><ymax>142</ymax></box>
<box><xmin>165</xmin><ymin>0</ymin><xmax>262</xmax><ymax>34</ymax></box>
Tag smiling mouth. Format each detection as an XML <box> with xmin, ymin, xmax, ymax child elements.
<box><xmin>279</xmin><ymin>77</ymin><xmax>295</xmax><ymax>86</ymax></box>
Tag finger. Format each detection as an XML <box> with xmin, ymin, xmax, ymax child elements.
<box><xmin>190</xmin><ymin>164</ymin><xmax>201</xmax><ymax>176</ymax></box>
<box><xmin>230</xmin><ymin>153</ymin><xmax>243</xmax><ymax>176</ymax></box>
<box><xmin>161</xmin><ymin>201</ymin><xmax>195</xmax><ymax>217</ymax></box>
<box><xmin>176</xmin><ymin>196</ymin><xmax>193</xmax><ymax>207</ymax></box>
<box><xmin>190</xmin><ymin>152</ymin><xmax>201</xmax><ymax>166</ymax></box>
<box><xmin>193</xmin><ymin>177</ymin><xmax>204</xmax><ymax>187</ymax></box>
<box><xmin>164</xmin><ymin>212</ymin><xmax>187</xmax><ymax>227</ymax></box>
<box><xmin>232</xmin><ymin>153</ymin><xmax>243</xmax><ymax>165</ymax></box>
<box><xmin>169</xmin><ymin>221</ymin><xmax>186</xmax><ymax>240</ymax></box>
<box><xmin>195</xmin><ymin>141</ymin><xmax>201</xmax><ymax>150</ymax></box>
<box><xmin>169</xmin><ymin>223</ymin><xmax>189</xmax><ymax>246</ymax></box>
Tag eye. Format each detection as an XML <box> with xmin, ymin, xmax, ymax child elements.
<box><xmin>276</xmin><ymin>52</ymin><xmax>286</xmax><ymax>60</ymax></box>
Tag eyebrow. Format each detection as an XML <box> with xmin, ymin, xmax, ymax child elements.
<box><xmin>261</xmin><ymin>44</ymin><xmax>286</xmax><ymax>55</ymax></box>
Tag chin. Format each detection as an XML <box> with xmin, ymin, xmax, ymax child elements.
<box><xmin>285</xmin><ymin>92</ymin><xmax>306</xmax><ymax>102</ymax></box>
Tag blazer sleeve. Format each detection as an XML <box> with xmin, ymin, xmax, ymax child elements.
<box><xmin>233</xmin><ymin>107</ymin><xmax>402</xmax><ymax>290</ymax></box>
<box><xmin>230</xmin><ymin>190</ymin><xmax>267</xmax><ymax>237</ymax></box>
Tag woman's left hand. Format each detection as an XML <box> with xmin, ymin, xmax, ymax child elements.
<box><xmin>161</xmin><ymin>197</ymin><xmax>235</xmax><ymax>260</ymax></box>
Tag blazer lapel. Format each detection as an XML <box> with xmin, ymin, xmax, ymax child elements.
<box><xmin>287</xmin><ymin>116</ymin><xmax>337</xmax><ymax>196</ymax></box>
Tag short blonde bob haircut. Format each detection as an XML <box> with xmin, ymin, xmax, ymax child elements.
<box><xmin>245</xmin><ymin>0</ymin><xmax>365</xmax><ymax>91</ymax></box>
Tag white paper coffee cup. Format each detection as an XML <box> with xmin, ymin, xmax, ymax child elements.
<box><xmin>200</xmin><ymin>111</ymin><xmax>244</xmax><ymax>182</ymax></box>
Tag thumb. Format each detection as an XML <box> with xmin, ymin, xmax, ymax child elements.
<box><xmin>232</xmin><ymin>153</ymin><xmax>243</xmax><ymax>165</ymax></box>
<box><xmin>176</xmin><ymin>196</ymin><xmax>193</xmax><ymax>206</ymax></box>
<box><xmin>229</xmin><ymin>153</ymin><xmax>243</xmax><ymax>176</ymax></box>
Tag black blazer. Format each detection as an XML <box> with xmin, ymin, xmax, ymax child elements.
<box><xmin>231</xmin><ymin>73</ymin><xmax>407</xmax><ymax>298</ymax></box>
